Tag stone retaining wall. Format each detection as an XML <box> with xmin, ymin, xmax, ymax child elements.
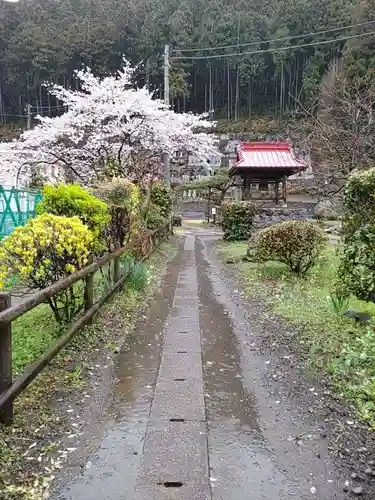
<box><xmin>176</xmin><ymin>199</ymin><xmax>207</xmax><ymax>213</ymax></box>
<box><xmin>286</xmin><ymin>201</ymin><xmax>316</xmax><ymax>214</ymax></box>
<box><xmin>253</xmin><ymin>206</ymin><xmax>309</xmax><ymax>232</ymax></box>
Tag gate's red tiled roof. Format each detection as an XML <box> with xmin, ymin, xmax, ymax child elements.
<box><xmin>231</xmin><ymin>141</ymin><xmax>307</xmax><ymax>171</ymax></box>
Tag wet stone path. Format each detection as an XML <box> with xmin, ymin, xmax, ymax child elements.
<box><xmin>134</xmin><ymin>233</ymin><xmax>209</xmax><ymax>499</ymax></box>
<box><xmin>53</xmin><ymin>229</ymin><xmax>349</xmax><ymax>500</ymax></box>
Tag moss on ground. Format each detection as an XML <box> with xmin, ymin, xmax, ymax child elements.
<box><xmin>218</xmin><ymin>241</ymin><xmax>375</xmax><ymax>427</ymax></box>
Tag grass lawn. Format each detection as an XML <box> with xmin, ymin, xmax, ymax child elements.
<box><xmin>12</xmin><ymin>306</ymin><xmax>60</xmax><ymax>375</ymax></box>
<box><xmin>218</xmin><ymin>241</ymin><xmax>375</xmax><ymax>426</ymax></box>
<box><xmin>11</xmin><ymin>275</ymin><xmax>102</xmax><ymax>376</ymax></box>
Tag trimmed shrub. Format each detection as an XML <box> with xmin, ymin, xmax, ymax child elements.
<box><xmin>150</xmin><ymin>182</ymin><xmax>173</xmax><ymax>218</ymax></box>
<box><xmin>0</xmin><ymin>213</ymin><xmax>95</xmax><ymax>322</ymax></box>
<box><xmin>221</xmin><ymin>201</ymin><xmax>256</xmax><ymax>241</ymax></box>
<box><xmin>94</xmin><ymin>179</ymin><xmax>141</xmax><ymax>248</ymax></box>
<box><xmin>146</xmin><ymin>204</ymin><xmax>166</xmax><ymax>230</ymax></box>
<box><xmin>339</xmin><ymin>169</ymin><xmax>375</xmax><ymax>302</ymax></box>
<box><xmin>253</xmin><ymin>220</ymin><xmax>327</xmax><ymax>274</ymax></box>
<box><xmin>37</xmin><ymin>183</ymin><xmax>110</xmax><ymax>238</ymax></box>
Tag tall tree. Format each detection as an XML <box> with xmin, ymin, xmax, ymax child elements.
<box><xmin>0</xmin><ymin>0</ymin><xmax>371</xmax><ymax>125</ymax></box>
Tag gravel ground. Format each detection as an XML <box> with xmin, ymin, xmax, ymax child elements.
<box><xmin>202</xmin><ymin>232</ymin><xmax>375</xmax><ymax>498</ymax></box>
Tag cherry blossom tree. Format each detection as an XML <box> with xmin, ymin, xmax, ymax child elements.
<box><xmin>0</xmin><ymin>59</ymin><xmax>216</xmax><ymax>186</ymax></box>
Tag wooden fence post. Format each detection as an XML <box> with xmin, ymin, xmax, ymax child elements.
<box><xmin>84</xmin><ymin>273</ymin><xmax>94</xmax><ymax>318</ymax></box>
<box><xmin>114</xmin><ymin>256</ymin><xmax>121</xmax><ymax>283</ymax></box>
<box><xmin>0</xmin><ymin>293</ymin><xmax>13</xmax><ymax>425</ymax></box>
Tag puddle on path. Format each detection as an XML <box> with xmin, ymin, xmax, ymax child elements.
<box><xmin>52</xmin><ymin>247</ymin><xmax>183</xmax><ymax>500</ymax></box>
<box><xmin>196</xmin><ymin>237</ymin><xmax>345</xmax><ymax>500</ymax></box>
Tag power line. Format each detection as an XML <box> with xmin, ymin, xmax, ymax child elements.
<box><xmin>172</xmin><ymin>30</ymin><xmax>375</xmax><ymax>60</ymax></box>
<box><xmin>0</xmin><ymin>114</ymin><xmax>28</xmax><ymax>118</ymax></box>
<box><xmin>30</xmin><ymin>105</ymin><xmax>62</xmax><ymax>111</ymax></box>
<box><xmin>172</xmin><ymin>19</ymin><xmax>375</xmax><ymax>54</ymax></box>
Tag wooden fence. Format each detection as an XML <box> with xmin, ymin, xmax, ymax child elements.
<box><xmin>0</xmin><ymin>223</ymin><xmax>171</xmax><ymax>425</ymax></box>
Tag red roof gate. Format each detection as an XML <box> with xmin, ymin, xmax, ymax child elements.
<box><xmin>229</xmin><ymin>141</ymin><xmax>307</xmax><ymax>204</ymax></box>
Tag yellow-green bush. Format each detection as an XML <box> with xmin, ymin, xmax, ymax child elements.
<box><xmin>253</xmin><ymin>220</ymin><xmax>327</xmax><ymax>274</ymax></box>
<box><xmin>0</xmin><ymin>213</ymin><xmax>95</xmax><ymax>322</ymax></box>
<box><xmin>37</xmin><ymin>183</ymin><xmax>110</xmax><ymax>239</ymax></box>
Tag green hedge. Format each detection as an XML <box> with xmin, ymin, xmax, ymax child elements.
<box><xmin>146</xmin><ymin>204</ymin><xmax>166</xmax><ymax>230</ymax></box>
<box><xmin>339</xmin><ymin>169</ymin><xmax>375</xmax><ymax>302</ymax></box>
<box><xmin>150</xmin><ymin>183</ymin><xmax>173</xmax><ymax>219</ymax></box>
<box><xmin>221</xmin><ymin>201</ymin><xmax>256</xmax><ymax>241</ymax></box>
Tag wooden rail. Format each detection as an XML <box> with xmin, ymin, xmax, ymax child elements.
<box><xmin>0</xmin><ymin>224</ymin><xmax>171</xmax><ymax>425</ymax></box>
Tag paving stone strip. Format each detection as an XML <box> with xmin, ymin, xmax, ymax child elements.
<box><xmin>134</xmin><ymin>234</ymin><xmax>211</xmax><ymax>500</ymax></box>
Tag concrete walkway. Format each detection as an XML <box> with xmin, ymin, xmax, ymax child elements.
<box><xmin>52</xmin><ymin>228</ymin><xmax>350</xmax><ymax>500</ymax></box>
<box><xmin>134</xmin><ymin>234</ymin><xmax>209</xmax><ymax>499</ymax></box>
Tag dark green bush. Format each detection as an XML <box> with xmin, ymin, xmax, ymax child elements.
<box><xmin>339</xmin><ymin>227</ymin><xmax>375</xmax><ymax>303</ymax></box>
<box><xmin>339</xmin><ymin>228</ymin><xmax>375</xmax><ymax>302</ymax></box>
<box><xmin>339</xmin><ymin>169</ymin><xmax>375</xmax><ymax>302</ymax></box>
<box><xmin>221</xmin><ymin>201</ymin><xmax>256</xmax><ymax>241</ymax></box>
<box><xmin>146</xmin><ymin>204</ymin><xmax>166</xmax><ymax>230</ymax></box>
<box><xmin>342</xmin><ymin>169</ymin><xmax>375</xmax><ymax>240</ymax></box>
<box><xmin>150</xmin><ymin>183</ymin><xmax>173</xmax><ymax>218</ymax></box>
<box><xmin>253</xmin><ymin>220</ymin><xmax>327</xmax><ymax>274</ymax></box>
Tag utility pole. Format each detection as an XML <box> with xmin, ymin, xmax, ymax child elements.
<box><xmin>26</xmin><ymin>104</ymin><xmax>31</xmax><ymax>129</ymax></box>
<box><xmin>209</xmin><ymin>65</ymin><xmax>213</xmax><ymax>120</ymax></box>
<box><xmin>163</xmin><ymin>44</ymin><xmax>170</xmax><ymax>186</ymax></box>
<box><xmin>227</xmin><ymin>63</ymin><xmax>231</xmax><ymax>121</ymax></box>
<box><xmin>279</xmin><ymin>60</ymin><xmax>284</xmax><ymax>124</ymax></box>
<box><xmin>235</xmin><ymin>14</ymin><xmax>240</xmax><ymax>122</ymax></box>
<box><xmin>0</xmin><ymin>83</ymin><xmax>4</xmax><ymax>125</ymax></box>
